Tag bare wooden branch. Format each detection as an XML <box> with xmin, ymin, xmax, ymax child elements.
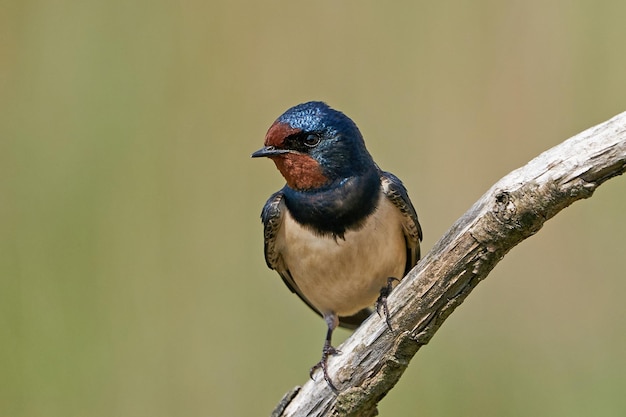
<box><xmin>272</xmin><ymin>111</ymin><xmax>626</xmax><ymax>417</ymax></box>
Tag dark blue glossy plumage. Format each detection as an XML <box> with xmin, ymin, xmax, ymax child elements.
<box><xmin>270</xmin><ymin>102</ymin><xmax>383</xmax><ymax>237</ymax></box>
<box><xmin>282</xmin><ymin>168</ymin><xmax>380</xmax><ymax>239</ymax></box>
<box><xmin>277</xmin><ymin>101</ymin><xmax>376</xmax><ymax>180</ymax></box>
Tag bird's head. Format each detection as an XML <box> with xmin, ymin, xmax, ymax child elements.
<box><xmin>252</xmin><ymin>101</ymin><xmax>375</xmax><ymax>191</ymax></box>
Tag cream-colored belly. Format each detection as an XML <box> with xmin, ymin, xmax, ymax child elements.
<box><xmin>277</xmin><ymin>195</ymin><xmax>406</xmax><ymax>316</ymax></box>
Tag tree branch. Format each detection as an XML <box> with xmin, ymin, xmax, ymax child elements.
<box><xmin>271</xmin><ymin>111</ymin><xmax>626</xmax><ymax>417</ymax></box>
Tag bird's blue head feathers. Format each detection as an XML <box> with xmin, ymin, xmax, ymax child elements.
<box><xmin>257</xmin><ymin>101</ymin><xmax>376</xmax><ymax>190</ymax></box>
<box><xmin>278</xmin><ymin>101</ymin><xmax>373</xmax><ymax>172</ymax></box>
<box><xmin>277</xmin><ymin>102</ymin><xmax>360</xmax><ymax>140</ymax></box>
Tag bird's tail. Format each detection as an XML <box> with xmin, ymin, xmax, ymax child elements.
<box><xmin>338</xmin><ymin>308</ymin><xmax>373</xmax><ymax>330</ymax></box>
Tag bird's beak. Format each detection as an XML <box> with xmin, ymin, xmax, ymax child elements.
<box><xmin>251</xmin><ymin>146</ymin><xmax>291</xmax><ymax>158</ymax></box>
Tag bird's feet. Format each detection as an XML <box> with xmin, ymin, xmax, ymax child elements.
<box><xmin>376</xmin><ymin>277</ymin><xmax>400</xmax><ymax>331</ymax></box>
<box><xmin>310</xmin><ymin>342</ymin><xmax>341</xmax><ymax>393</ymax></box>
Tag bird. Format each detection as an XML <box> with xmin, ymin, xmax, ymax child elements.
<box><xmin>251</xmin><ymin>101</ymin><xmax>422</xmax><ymax>392</ymax></box>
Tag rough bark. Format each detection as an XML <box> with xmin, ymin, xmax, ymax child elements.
<box><xmin>271</xmin><ymin>111</ymin><xmax>626</xmax><ymax>417</ymax></box>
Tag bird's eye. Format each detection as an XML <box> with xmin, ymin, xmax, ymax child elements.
<box><xmin>303</xmin><ymin>134</ymin><xmax>320</xmax><ymax>147</ymax></box>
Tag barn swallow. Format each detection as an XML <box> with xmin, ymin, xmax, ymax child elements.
<box><xmin>252</xmin><ymin>101</ymin><xmax>422</xmax><ymax>392</ymax></box>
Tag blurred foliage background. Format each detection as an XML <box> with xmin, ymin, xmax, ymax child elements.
<box><xmin>1</xmin><ymin>1</ymin><xmax>626</xmax><ymax>416</ymax></box>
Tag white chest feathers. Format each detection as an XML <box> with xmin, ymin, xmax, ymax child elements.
<box><xmin>276</xmin><ymin>193</ymin><xmax>407</xmax><ymax>317</ymax></box>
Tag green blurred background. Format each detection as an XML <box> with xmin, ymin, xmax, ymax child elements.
<box><xmin>1</xmin><ymin>1</ymin><xmax>626</xmax><ymax>416</ymax></box>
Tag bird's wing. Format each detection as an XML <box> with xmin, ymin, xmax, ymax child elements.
<box><xmin>260</xmin><ymin>191</ymin><xmax>287</xmax><ymax>272</ymax></box>
<box><xmin>381</xmin><ymin>171</ymin><xmax>422</xmax><ymax>273</ymax></box>
<box><xmin>261</xmin><ymin>191</ymin><xmax>320</xmax><ymax>313</ymax></box>
<box><xmin>261</xmin><ymin>190</ymin><xmax>370</xmax><ymax>330</ymax></box>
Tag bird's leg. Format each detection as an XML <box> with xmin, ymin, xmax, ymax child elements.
<box><xmin>376</xmin><ymin>277</ymin><xmax>400</xmax><ymax>331</ymax></box>
<box><xmin>309</xmin><ymin>312</ymin><xmax>340</xmax><ymax>393</ymax></box>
